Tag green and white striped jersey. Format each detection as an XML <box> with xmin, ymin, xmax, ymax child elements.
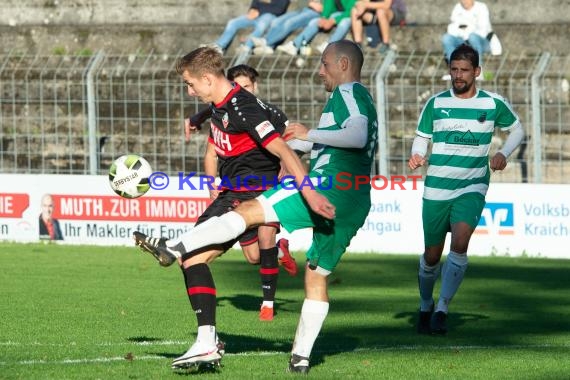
<box><xmin>416</xmin><ymin>88</ymin><xmax>520</xmax><ymax>201</ymax></box>
<box><xmin>309</xmin><ymin>82</ymin><xmax>378</xmax><ymax>194</ymax></box>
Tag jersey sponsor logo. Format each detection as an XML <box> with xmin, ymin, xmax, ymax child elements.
<box><xmin>212</xmin><ymin>125</ymin><xmax>232</xmax><ymax>151</ymax></box>
<box><xmin>475</xmin><ymin>202</ymin><xmax>514</xmax><ymax>235</ymax></box>
<box><xmin>477</xmin><ymin>111</ymin><xmax>487</xmax><ymax>123</ymax></box>
<box><xmin>255</xmin><ymin>121</ymin><xmax>275</xmax><ymax>139</ymax></box>
<box><xmin>222</xmin><ymin>112</ymin><xmax>229</xmax><ymax>129</ymax></box>
<box><xmin>445</xmin><ymin>130</ymin><xmax>480</xmax><ymax>146</ymax></box>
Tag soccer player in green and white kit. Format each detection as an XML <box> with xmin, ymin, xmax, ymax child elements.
<box><xmin>135</xmin><ymin>39</ymin><xmax>377</xmax><ymax>373</ymax></box>
<box><xmin>408</xmin><ymin>44</ymin><xmax>524</xmax><ymax>335</ymax></box>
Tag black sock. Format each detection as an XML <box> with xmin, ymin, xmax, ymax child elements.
<box><xmin>183</xmin><ymin>263</ymin><xmax>216</xmax><ymax>326</ymax></box>
<box><xmin>260</xmin><ymin>247</ymin><xmax>279</xmax><ymax>303</ymax></box>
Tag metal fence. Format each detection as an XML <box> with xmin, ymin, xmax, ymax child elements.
<box><xmin>1</xmin><ymin>50</ymin><xmax>569</xmax><ymax>183</ymax></box>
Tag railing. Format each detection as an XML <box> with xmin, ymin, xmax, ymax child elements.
<box><xmin>1</xmin><ymin>50</ymin><xmax>568</xmax><ymax>183</ymax></box>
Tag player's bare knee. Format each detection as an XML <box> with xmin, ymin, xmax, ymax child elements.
<box><xmin>235</xmin><ymin>199</ymin><xmax>265</xmax><ymax>225</ymax></box>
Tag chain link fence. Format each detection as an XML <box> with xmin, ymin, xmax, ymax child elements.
<box><xmin>1</xmin><ymin>50</ymin><xmax>569</xmax><ymax>183</ymax></box>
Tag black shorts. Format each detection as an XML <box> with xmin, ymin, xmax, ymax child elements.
<box><xmin>195</xmin><ymin>190</ymin><xmax>280</xmax><ymax>252</ymax></box>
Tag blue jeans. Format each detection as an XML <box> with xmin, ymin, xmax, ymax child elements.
<box><xmin>216</xmin><ymin>13</ymin><xmax>277</xmax><ymax>50</ymax></box>
<box><xmin>293</xmin><ymin>12</ymin><xmax>350</xmax><ymax>48</ymax></box>
<box><xmin>441</xmin><ymin>33</ymin><xmax>490</xmax><ymax>65</ymax></box>
<box><xmin>264</xmin><ymin>7</ymin><xmax>320</xmax><ymax>47</ymax></box>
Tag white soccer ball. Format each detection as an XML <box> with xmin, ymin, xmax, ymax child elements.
<box><xmin>108</xmin><ymin>154</ymin><xmax>152</xmax><ymax>198</ymax></box>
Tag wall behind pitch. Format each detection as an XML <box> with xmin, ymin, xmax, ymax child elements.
<box><xmin>0</xmin><ymin>174</ymin><xmax>568</xmax><ymax>259</ymax></box>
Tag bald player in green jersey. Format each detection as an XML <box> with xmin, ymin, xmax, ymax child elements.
<box><xmin>135</xmin><ymin>39</ymin><xmax>377</xmax><ymax>373</ymax></box>
<box><xmin>409</xmin><ymin>44</ymin><xmax>524</xmax><ymax>335</ymax></box>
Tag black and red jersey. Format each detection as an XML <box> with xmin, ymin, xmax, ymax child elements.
<box><xmin>208</xmin><ymin>84</ymin><xmax>287</xmax><ymax>190</ymax></box>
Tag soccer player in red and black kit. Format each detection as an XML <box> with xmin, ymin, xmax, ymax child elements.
<box><xmin>134</xmin><ymin>47</ymin><xmax>305</xmax><ymax>369</ymax></box>
<box><xmin>186</xmin><ymin>65</ymin><xmax>297</xmax><ymax>277</ymax></box>
<box><xmin>179</xmin><ymin>65</ymin><xmax>299</xmax><ymax>324</ymax></box>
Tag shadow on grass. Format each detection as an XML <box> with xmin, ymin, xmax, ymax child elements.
<box><xmin>217</xmin><ymin>293</ymin><xmax>298</xmax><ymax>314</ymax></box>
<box><xmin>138</xmin><ymin>331</ymin><xmax>360</xmax><ymax>371</ymax></box>
<box><xmin>394</xmin><ymin>310</ymin><xmax>491</xmax><ymax>333</ymax></box>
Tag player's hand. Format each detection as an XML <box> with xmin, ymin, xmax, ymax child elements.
<box><xmin>304</xmin><ymin>190</ymin><xmax>336</xmax><ymax>220</ymax></box>
<box><xmin>209</xmin><ymin>189</ymin><xmax>220</xmax><ymax>200</ymax></box>
<box><xmin>277</xmin><ymin>165</ymin><xmax>288</xmax><ymax>181</ymax></box>
<box><xmin>285</xmin><ymin>123</ymin><xmax>309</xmax><ymax>141</ymax></box>
<box><xmin>408</xmin><ymin>154</ymin><xmax>426</xmax><ymax>170</ymax></box>
<box><xmin>490</xmin><ymin>152</ymin><xmax>507</xmax><ymax>172</ymax></box>
<box><xmin>184</xmin><ymin>118</ymin><xmax>199</xmax><ymax>143</ymax></box>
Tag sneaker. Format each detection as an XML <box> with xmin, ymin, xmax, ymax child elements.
<box><xmin>277</xmin><ymin>238</ymin><xmax>297</xmax><ymax>276</ymax></box>
<box><xmin>171</xmin><ymin>341</ymin><xmax>222</xmax><ymax>369</ymax></box>
<box><xmin>235</xmin><ymin>44</ymin><xmax>251</xmax><ymax>54</ymax></box>
<box><xmin>417</xmin><ymin>304</ymin><xmax>434</xmax><ymax>334</ymax></box>
<box><xmin>133</xmin><ymin>231</ymin><xmax>182</xmax><ymax>267</ymax></box>
<box><xmin>216</xmin><ymin>338</ymin><xmax>225</xmax><ymax>357</ymax></box>
<box><xmin>276</xmin><ymin>41</ymin><xmax>298</xmax><ymax>56</ymax></box>
<box><xmin>378</xmin><ymin>42</ymin><xmax>390</xmax><ymax>54</ymax></box>
<box><xmin>288</xmin><ymin>354</ymin><xmax>310</xmax><ymax>374</ymax></box>
<box><xmin>259</xmin><ymin>305</ymin><xmax>274</xmax><ymax>321</ymax></box>
<box><xmin>316</xmin><ymin>41</ymin><xmax>328</xmax><ymax>54</ymax></box>
<box><xmin>430</xmin><ymin>311</ymin><xmax>448</xmax><ymax>335</ymax></box>
<box><xmin>253</xmin><ymin>46</ymin><xmax>274</xmax><ymax>55</ymax></box>
<box><xmin>250</xmin><ymin>36</ymin><xmax>267</xmax><ymax>47</ymax></box>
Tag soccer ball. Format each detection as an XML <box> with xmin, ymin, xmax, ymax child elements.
<box><xmin>108</xmin><ymin>154</ymin><xmax>152</xmax><ymax>198</ymax></box>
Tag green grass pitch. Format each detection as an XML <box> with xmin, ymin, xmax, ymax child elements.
<box><xmin>1</xmin><ymin>242</ymin><xmax>569</xmax><ymax>379</ymax></box>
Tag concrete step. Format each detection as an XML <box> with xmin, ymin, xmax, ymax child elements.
<box><xmin>1</xmin><ymin>23</ymin><xmax>570</xmax><ymax>56</ymax></box>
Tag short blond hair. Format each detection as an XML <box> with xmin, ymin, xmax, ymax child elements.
<box><xmin>176</xmin><ymin>47</ymin><xmax>225</xmax><ymax>77</ymax></box>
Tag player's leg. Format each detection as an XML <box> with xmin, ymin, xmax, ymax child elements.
<box><xmin>289</xmin><ymin>217</ymin><xmax>364</xmax><ymax>373</ymax></box>
<box><xmin>134</xmin><ymin>183</ymin><xmax>312</xmax><ymax>266</ymax></box>
<box><xmin>433</xmin><ymin>193</ymin><xmax>485</xmax><ymax>334</ymax></box>
<box><xmin>256</xmin><ymin>225</ymin><xmax>279</xmax><ymax>321</ymax></box>
<box><xmin>172</xmin><ymin>250</ymin><xmax>225</xmax><ymax>369</ymax></box>
<box><xmin>277</xmin><ymin>236</ymin><xmax>297</xmax><ymax>276</ymax></box>
<box><xmin>135</xmin><ymin>202</ymin><xmax>262</xmax><ymax>260</ymax></box>
<box><xmin>417</xmin><ymin>199</ymin><xmax>450</xmax><ymax>333</ymax></box>
<box><xmin>289</xmin><ymin>266</ymin><xmax>329</xmax><ymax>374</ymax></box>
<box><xmin>134</xmin><ymin>193</ymin><xmax>232</xmax><ymax>266</ymax></box>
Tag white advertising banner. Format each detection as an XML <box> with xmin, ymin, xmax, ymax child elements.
<box><xmin>0</xmin><ymin>174</ymin><xmax>568</xmax><ymax>259</ymax></box>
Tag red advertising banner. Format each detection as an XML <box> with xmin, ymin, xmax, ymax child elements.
<box><xmin>50</xmin><ymin>194</ymin><xmax>211</xmax><ymax>222</ymax></box>
<box><xmin>0</xmin><ymin>193</ymin><xmax>30</xmax><ymax>218</ymax></box>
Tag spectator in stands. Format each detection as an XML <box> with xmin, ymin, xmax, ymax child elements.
<box><xmin>441</xmin><ymin>0</ymin><xmax>492</xmax><ymax>78</ymax></box>
<box><xmin>251</xmin><ymin>0</ymin><xmax>324</xmax><ymax>55</ymax></box>
<box><xmin>276</xmin><ymin>0</ymin><xmax>356</xmax><ymax>56</ymax></box>
<box><xmin>207</xmin><ymin>0</ymin><xmax>290</xmax><ymax>55</ymax></box>
<box><xmin>39</xmin><ymin>194</ymin><xmax>63</xmax><ymax>241</ymax></box>
<box><xmin>350</xmin><ymin>0</ymin><xmax>407</xmax><ymax>53</ymax></box>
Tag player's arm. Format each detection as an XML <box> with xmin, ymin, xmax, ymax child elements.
<box><xmin>285</xmin><ymin>116</ymin><xmax>368</xmax><ymax>148</ymax></box>
<box><xmin>185</xmin><ymin>107</ymin><xmax>212</xmax><ymax>142</ymax></box>
<box><xmin>490</xmin><ymin>122</ymin><xmax>524</xmax><ymax>171</ymax></box>
<box><xmin>204</xmin><ymin>141</ymin><xmax>220</xmax><ymax>199</ymax></box>
<box><xmin>264</xmin><ymin>137</ymin><xmax>335</xmax><ymax>220</ymax></box>
<box><xmin>408</xmin><ymin>135</ymin><xmax>429</xmax><ymax>170</ymax></box>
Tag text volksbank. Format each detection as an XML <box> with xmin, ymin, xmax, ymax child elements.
<box><xmin>149</xmin><ymin>172</ymin><xmax>423</xmax><ymax>191</ymax></box>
